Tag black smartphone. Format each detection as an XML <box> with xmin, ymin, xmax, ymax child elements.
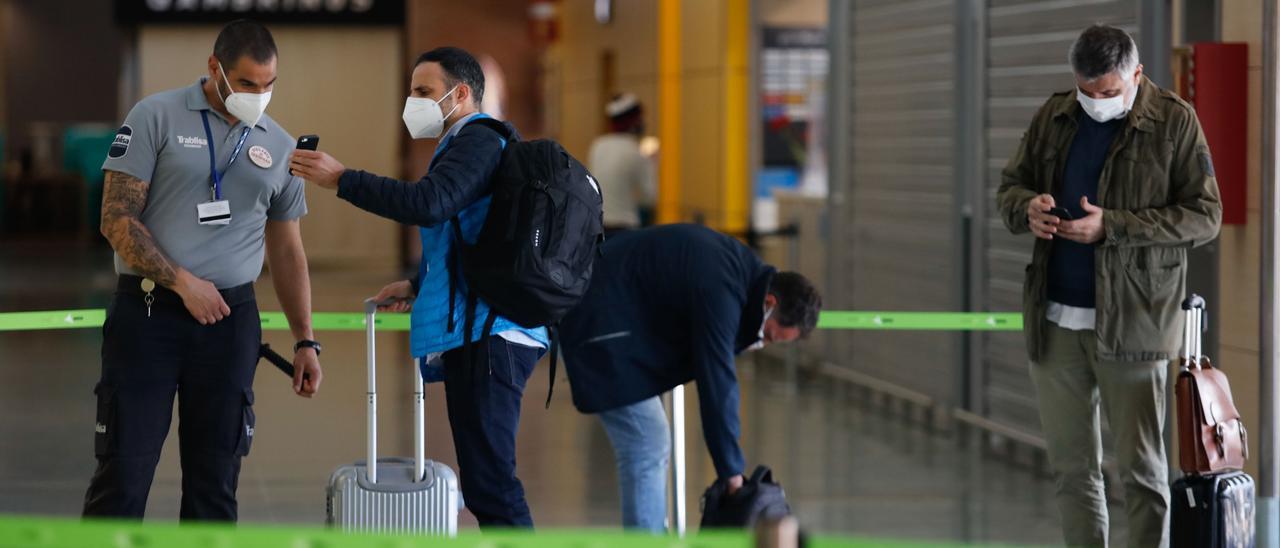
<box><xmin>1047</xmin><ymin>206</ymin><xmax>1074</xmax><ymax>220</ymax></box>
<box><xmin>291</xmin><ymin>134</ymin><xmax>319</xmax><ymax>175</ymax></box>
<box><xmin>296</xmin><ymin>134</ymin><xmax>320</xmax><ymax>151</ymax></box>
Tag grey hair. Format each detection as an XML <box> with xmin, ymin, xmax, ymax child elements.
<box><xmin>1068</xmin><ymin>24</ymin><xmax>1139</xmax><ymax>82</ymax></box>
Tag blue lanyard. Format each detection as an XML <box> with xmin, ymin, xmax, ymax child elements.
<box><xmin>200</xmin><ymin>110</ymin><xmax>251</xmax><ymax>201</ymax></box>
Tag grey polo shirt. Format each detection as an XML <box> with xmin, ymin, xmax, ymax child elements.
<box><xmin>102</xmin><ymin>78</ymin><xmax>307</xmax><ymax>289</ymax></box>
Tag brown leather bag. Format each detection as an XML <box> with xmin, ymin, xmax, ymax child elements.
<box><xmin>1176</xmin><ymin>295</ymin><xmax>1247</xmax><ymax>474</ymax></box>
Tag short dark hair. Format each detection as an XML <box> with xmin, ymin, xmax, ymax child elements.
<box><xmin>416</xmin><ymin>47</ymin><xmax>486</xmax><ymax>107</ymax></box>
<box><xmin>1068</xmin><ymin>24</ymin><xmax>1139</xmax><ymax>81</ymax></box>
<box><xmin>213</xmin><ymin>19</ymin><xmax>277</xmax><ymax>67</ymax></box>
<box><xmin>769</xmin><ymin>271</ymin><xmax>822</xmax><ymax>339</ymax></box>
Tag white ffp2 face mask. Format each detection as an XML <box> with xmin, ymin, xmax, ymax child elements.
<box><xmin>402</xmin><ymin>85</ymin><xmax>461</xmax><ymax>139</ymax></box>
<box><xmin>1077</xmin><ymin>74</ymin><xmax>1138</xmax><ymax>123</ymax></box>
<box><xmin>217</xmin><ymin>62</ymin><xmax>271</xmax><ymax>127</ymax></box>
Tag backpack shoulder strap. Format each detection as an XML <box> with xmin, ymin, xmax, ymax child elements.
<box><xmin>546</xmin><ymin>325</ymin><xmax>559</xmax><ymax>408</ymax></box>
<box><xmin>468</xmin><ymin>117</ymin><xmax>517</xmax><ymax>142</ymax></box>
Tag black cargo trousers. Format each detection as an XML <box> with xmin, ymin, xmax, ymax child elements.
<box><xmin>82</xmin><ymin>275</ymin><xmax>259</xmax><ymax>521</ymax></box>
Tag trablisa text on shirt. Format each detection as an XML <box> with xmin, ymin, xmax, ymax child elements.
<box><xmin>177</xmin><ymin>135</ymin><xmax>208</xmax><ymax>149</ymax></box>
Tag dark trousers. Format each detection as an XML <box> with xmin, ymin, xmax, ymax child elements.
<box><xmin>83</xmin><ymin>276</ymin><xmax>259</xmax><ymax>522</ymax></box>
<box><xmin>441</xmin><ymin>335</ymin><xmax>541</xmax><ymax>528</ymax></box>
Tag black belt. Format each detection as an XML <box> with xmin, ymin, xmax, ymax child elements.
<box><xmin>117</xmin><ymin>275</ymin><xmax>256</xmax><ymax>307</ymax></box>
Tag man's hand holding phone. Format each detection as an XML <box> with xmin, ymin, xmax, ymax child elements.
<box><xmin>1056</xmin><ymin>197</ymin><xmax>1105</xmax><ymax>244</ymax></box>
<box><xmin>1046</xmin><ymin>206</ymin><xmax>1074</xmax><ymax>221</ymax></box>
<box><xmin>289</xmin><ymin>134</ymin><xmax>348</xmax><ymax>191</ymax></box>
<box><xmin>289</xmin><ymin>134</ymin><xmax>319</xmax><ymax>176</ymax></box>
<box><xmin>1027</xmin><ymin>194</ymin><xmax>1060</xmax><ymax>240</ymax></box>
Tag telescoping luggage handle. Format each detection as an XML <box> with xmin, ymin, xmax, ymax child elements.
<box><xmin>364</xmin><ymin>298</ymin><xmax>426</xmax><ymax>485</ymax></box>
<box><xmin>1182</xmin><ymin>294</ymin><xmax>1207</xmax><ymax>369</ymax></box>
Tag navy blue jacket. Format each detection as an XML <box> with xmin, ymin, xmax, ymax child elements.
<box><xmin>560</xmin><ymin>224</ymin><xmax>775</xmax><ymax>479</ymax></box>
<box><xmin>337</xmin><ymin>119</ymin><xmax>515</xmax><ymax>229</ymax></box>
<box><xmin>336</xmin><ymin>118</ymin><xmax>547</xmax><ymax>357</ymax></box>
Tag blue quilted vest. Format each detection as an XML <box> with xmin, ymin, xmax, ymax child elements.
<box><xmin>409</xmin><ymin>114</ymin><xmax>548</xmax><ymax>373</ymax></box>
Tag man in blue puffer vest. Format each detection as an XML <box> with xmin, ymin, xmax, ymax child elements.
<box><xmin>289</xmin><ymin>47</ymin><xmax>547</xmax><ymax>528</ymax></box>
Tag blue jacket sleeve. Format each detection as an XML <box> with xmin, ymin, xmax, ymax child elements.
<box><xmin>335</xmin><ymin>125</ymin><xmax>504</xmax><ymax>227</ymax></box>
<box><xmin>690</xmin><ymin>284</ymin><xmax>746</xmax><ymax>480</ymax></box>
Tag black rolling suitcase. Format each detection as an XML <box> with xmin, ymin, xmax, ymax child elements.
<box><xmin>1171</xmin><ymin>471</ymin><xmax>1255</xmax><ymax>548</ymax></box>
<box><xmin>1171</xmin><ymin>296</ymin><xmax>1255</xmax><ymax>548</ymax></box>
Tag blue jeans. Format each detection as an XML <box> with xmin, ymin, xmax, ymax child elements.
<box><xmin>441</xmin><ymin>336</ymin><xmax>542</xmax><ymax>528</ymax></box>
<box><xmin>598</xmin><ymin>396</ymin><xmax>671</xmax><ymax>533</ymax></box>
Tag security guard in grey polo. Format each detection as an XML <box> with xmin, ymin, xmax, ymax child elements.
<box><xmin>83</xmin><ymin>20</ymin><xmax>324</xmax><ymax>522</ymax></box>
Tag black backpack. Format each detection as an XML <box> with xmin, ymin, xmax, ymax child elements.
<box><xmin>700</xmin><ymin>466</ymin><xmax>793</xmax><ymax>528</ymax></box>
<box><xmin>447</xmin><ymin>118</ymin><xmax>604</xmax><ymax>404</ymax></box>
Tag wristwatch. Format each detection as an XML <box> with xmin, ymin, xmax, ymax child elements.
<box><xmin>294</xmin><ymin>339</ymin><xmax>323</xmax><ymax>356</ymax></box>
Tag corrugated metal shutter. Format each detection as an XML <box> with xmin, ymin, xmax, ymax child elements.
<box><xmin>841</xmin><ymin>0</ymin><xmax>962</xmax><ymax>403</ymax></box>
<box><xmin>829</xmin><ymin>0</ymin><xmax>1149</xmax><ymax>421</ymax></box>
<box><xmin>983</xmin><ymin>0</ymin><xmax>1140</xmax><ymax>433</ymax></box>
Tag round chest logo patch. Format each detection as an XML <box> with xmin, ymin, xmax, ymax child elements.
<box><xmin>248</xmin><ymin>145</ymin><xmax>273</xmax><ymax>169</ymax></box>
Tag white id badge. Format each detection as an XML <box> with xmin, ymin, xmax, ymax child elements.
<box><xmin>197</xmin><ymin>200</ymin><xmax>232</xmax><ymax>226</ymax></box>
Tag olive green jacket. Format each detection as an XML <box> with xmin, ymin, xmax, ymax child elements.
<box><xmin>996</xmin><ymin>76</ymin><xmax>1222</xmax><ymax>362</ymax></box>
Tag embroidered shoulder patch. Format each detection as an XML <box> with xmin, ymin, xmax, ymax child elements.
<box><xmin>1197</xmin><ymin>146</ymin><xmax>1216</xmax><ymax>178</ymax></box>
<box><xmin>108</xmin><ymin>125</ymin><xmax>132</xmax><ymax>159</ymax></box>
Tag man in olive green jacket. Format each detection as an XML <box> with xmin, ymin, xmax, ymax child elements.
<box><xmin>997</xmin><ymin>25</ymin><xmax>1221</xmax><ymax>548</ymax></box>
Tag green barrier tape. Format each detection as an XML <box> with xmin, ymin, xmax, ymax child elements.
<box><xmin>260</xmin><ymin>311</ymin><xmax>413</xmax><ymax>332</ymax></box>
<box><xmin>817</xmin><ymin>311</ymin><xmax>1023</xmax><ymax>331</ymax></box>
<box><xmin>0</xmin><ymin>515</ymin><xmax>962</xmax><ymax>548</ymax></box>
<box><xmin>0</xmin><ymin>310</ymin><xmax>1023</xmax><ymax>333</ymax></box>
<box><xmin>0</xmin><ymin>309</ymin><xmax>107</xmax><ymax>331</ymax></box>
<box><xmin>0</xmin><ymin>516</ymin><xmax>746</xmax><ymax>548</ymax></box>
<box><xmin>0</xmin><ymin>309</ymin><xmax>411</xmax><ymax>332</ymax></box>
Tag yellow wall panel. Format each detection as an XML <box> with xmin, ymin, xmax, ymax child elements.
<box><xmin>721</xmin><ymin>0</ymin><xmax>750</xmax><ymax>233</ymax></box>
<box><xmin>681</xmin><ymin>73</ymin><xmax>724</xmax><ymax>222</ymax></box>
<box><xmin>658</xmin><ymin>0</ymin><xmax>683</xmax><ymax>223</ymax></box>
<box><xmin>683</xmin><ymin>0</ymin><xmax>725</xmax><ymax>72</ymax></box>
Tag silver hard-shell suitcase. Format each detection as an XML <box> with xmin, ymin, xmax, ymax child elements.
<box><xmin>326</xmin><ymin>299</ymin><xmax>460</xmax><ymax>535</ymax></box>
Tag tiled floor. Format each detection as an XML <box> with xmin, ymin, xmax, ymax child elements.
<box><xmin>0</xmin><ymin>237</ymin><xmax>1098</xmax><ymax>545</ymax></box>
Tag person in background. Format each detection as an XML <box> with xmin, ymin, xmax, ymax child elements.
<box><xmin>588</xmin><ymin>93</ymin><xmax>657</xmax><ymax>234</ymax></box>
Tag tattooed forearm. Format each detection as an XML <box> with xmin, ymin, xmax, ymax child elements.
<box><xmin>100</xmin><ymin>170</ymin><xmax>180</xmax><ymax>288</ymax></box>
